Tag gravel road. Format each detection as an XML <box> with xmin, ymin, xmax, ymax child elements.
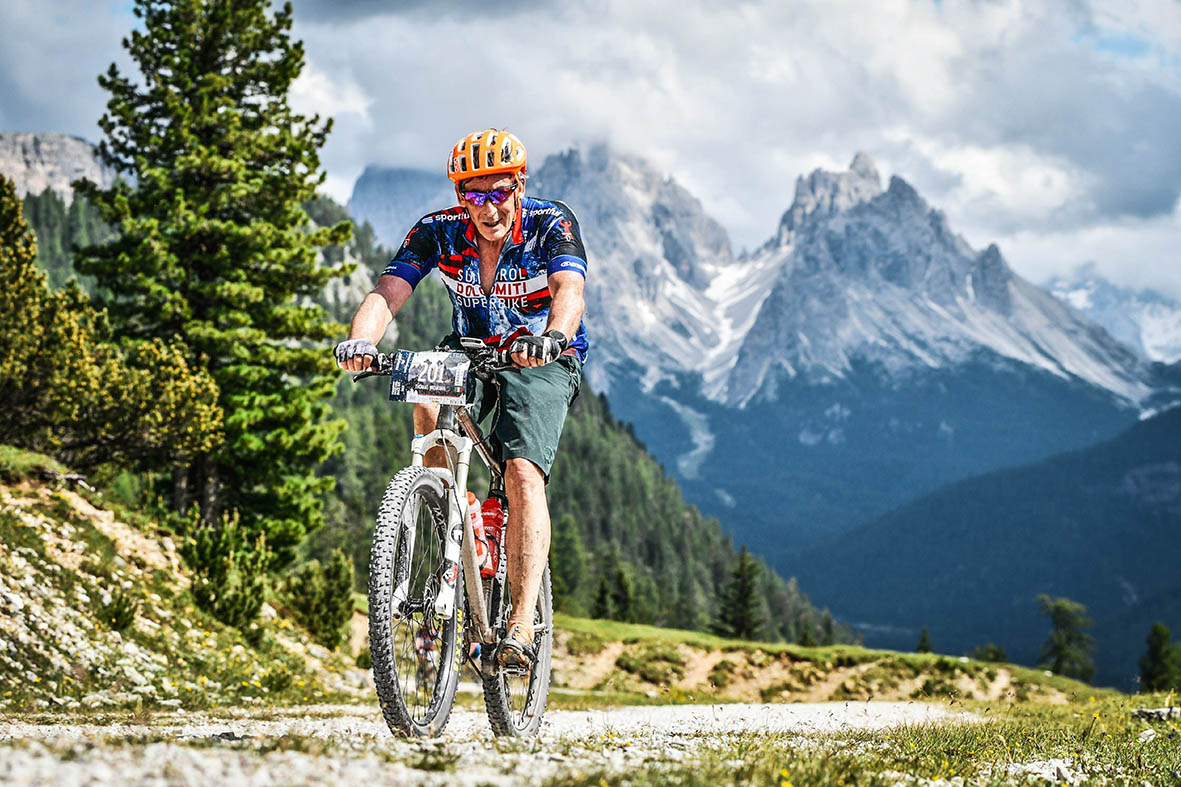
<box><xmin>0</xmin><ymin>701</ymin><xmax>973</xmax><ymax>785</ymax></box>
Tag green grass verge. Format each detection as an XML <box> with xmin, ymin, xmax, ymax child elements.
<box><xmin>0</xmin><ymin>445</ymin><xmax>66</xmax><ymax>483</ymax></box>
<box><xmin>546</xmin><ymin>692</ymin><xmax>1181</xmax><ymax>786</ymax></box>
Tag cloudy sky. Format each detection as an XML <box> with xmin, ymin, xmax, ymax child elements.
<box><xmin>2</xmin><ymin>0</ymin><xmax>1179</xmax><ymax>295</ymax></box>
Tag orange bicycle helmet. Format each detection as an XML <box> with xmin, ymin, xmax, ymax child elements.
<box><xmin>447</xmin><ymin>129</ymin><xmax>527</xmax><ymax>183</ymax></box>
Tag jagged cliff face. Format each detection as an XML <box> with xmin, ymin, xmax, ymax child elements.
<box><xmin>530</xmin><ymin>146</ymin><xmax>735</xmax><ymax>393</ymax></box>
<box><xmin>721</xmin><ymin>160</ymin><xmax>1151</xmax><ymax>406</ymax></box>
<box><xmin>0</xmin><ymin>132</ymin><xmax>114</xmax><ymax>203</ymax></box>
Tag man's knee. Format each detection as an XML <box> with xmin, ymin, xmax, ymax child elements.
<box><xmin>412</xmin><ymin>402</ymin><xmax>439</xmax><ymax>434</ymax></box>
<box><xmin>504</xmin><ymin>458</ymin><xmax>545</xmax><ymax>496</ymax></box>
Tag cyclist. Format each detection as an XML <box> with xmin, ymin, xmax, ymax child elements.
<box><xmin>335</xmin><ymin>129</ymin><xmax>588</xmax><ymax>669</ymax></box>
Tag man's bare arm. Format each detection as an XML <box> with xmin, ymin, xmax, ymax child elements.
<box><xmin>339</xmin><ymin>276</ymin><xmax>414</xmax><ymax>372</ymax></box>
<box><xmin>544</xmin><ymin>270</ymin><xmax>585</xmax><ymax>340</ymax></box>
<box><xmin>510</xmin><ymin>270</ymin><xmax>585</xmax><ymax>368</ymax></box>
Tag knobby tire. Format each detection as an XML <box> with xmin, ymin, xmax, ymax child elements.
<box><xmin>368</xmin><ymin>467</ymin><xmax>461</xmax><ymax>737</ymax></box>
<box><xmin>482</xmin><ymin>565</ymin><xmax>553</xmax><ymax>737</ymax></box>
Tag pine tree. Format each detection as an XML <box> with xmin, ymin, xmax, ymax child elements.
<box><xmin>821</xmin><ymin>610</ymin><xmax>836</xmax><ymax>646</ymax></box>
<box><xmin>76</xmin><ymin>0</ymin><xmax>352</xmax><ymax>563</ymax></box>
<box><xmin>611</xmin><ymin>563</ymin><xmax>635</xmax><ymax>623</ymax></box>
<box><xmin>916</xmin><ymin>627</ymin><xmax>933</xmax><ymax>653</ymax></box>
<box><xmin>591</xmin><ymin>576</ymin><xmax>613</xmax><ymax>620</ymax></box>
<box><xmin>1140</xmin><ymin>621</ymin><xmax>1181</xmax><ymax>692</ymax></box>
<box><xmin>1036</xmin><ymin>594</ymin><xmax>1095</xmax><ymax>682</ymax></box>
<box><xmin>550</xmin><ymin>513</ymin><xmax>587</xmax><ymax>613</ymax></box>
<box><xmin>1</xmin><ymin>174</ymin><xmax>221</xmax><ymax>470</ymax></box>
<box><xmin>716</xmin><ymin>546</ymin><xmax>763</xmax><ymax>640</ymax></box>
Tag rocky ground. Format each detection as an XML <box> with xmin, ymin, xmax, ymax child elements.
<box><xmin>0</xmin><ymin>700</ymin><xmax>970</xmax><ymax>786</ymax></box>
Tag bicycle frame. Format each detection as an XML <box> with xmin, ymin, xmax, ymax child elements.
<box><xmin>409</xmin><ymin>403</ymin><xmax>504</xmax><ymax>645</ymax></box>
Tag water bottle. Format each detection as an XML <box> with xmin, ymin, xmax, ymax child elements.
<box><xmin>467</xmin><ymin>491</ymin><xmax>490</xmax><ymax>574</ymax></box>
<box><xmin>480</xmin><ymin>496</ymin><xmax>505</xmax><ymax>578</ymax></box>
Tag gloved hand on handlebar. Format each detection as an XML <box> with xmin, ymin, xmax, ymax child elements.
<box><xmin>334</xmin><ymin>338</ymin><xmax>379</xmax><ymax>371</ymax></box>
<box><xmin>509</xmin><ymin>330</ymin><xmax>568</xmax><ymax>368</ymax></box>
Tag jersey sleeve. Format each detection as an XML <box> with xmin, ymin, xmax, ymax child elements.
<box><xmin>541</xmin><ymin>201</ymin><xmax>588</xmax><ymax>279</ymax></box>
<box><xmin>381</xmin><ymin>217</ymin><xmax>439</xmax><ymax>289</ymax></box>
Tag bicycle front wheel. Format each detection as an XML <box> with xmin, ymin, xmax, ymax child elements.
<box><xmin>482</xmin><ymin>564</ymin><xmax>553</xmax><ymax>737</ymax></box>
<box><xmin>368</xmin><ymin>467</ymin><xmax>461</xmax><ymax>737</ymax></box>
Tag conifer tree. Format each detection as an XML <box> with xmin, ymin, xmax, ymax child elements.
<box><xmin>1</xmin><ymin>174</ymin><xmax>221</xmax><ymax>470</ymax></box>
<box><xmin>1140</xmin><ymin>621</ymin><xmax>1181</xmax><ymax>692</ymax></box>
<box><xmin>716</xmin><ymin>546</ymin><xmax>763</xmax><ymax>640</ymax></box>
<box><xmin>550</xmin><ymin>513</ymin><xmax>587</xmax><ymax>612</ymax></box>
<box><xmin>76</xmin><ymin>0</ymin><xmax>352</xmax><ymax>563</ymax></box>
<box><xmin>1036</xmin><ymin>594</ymin><xmax>1095</xmax><ymax>682</ymax></box>
<box><xmin>611</xmin><ymin>563</ymin><xmax>636</xmax><ymax>623</ymax></box>
<box><xmin>591</xmin><ymin>576</ymin><xmax>613</xmax><ymax>620</ymax></box>
<box><xmin>916</xmin><ymin>627</ymin><xmax>933</xmax><ymax>653</ymax></box>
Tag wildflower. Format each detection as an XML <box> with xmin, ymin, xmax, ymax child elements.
<box><xmin>1088</xmin><ymin>696</ymin><xmax>1095</xmax><ymax>702</ymax></box>
<box><xmin>1093</xmin><ymin>712</ymin><xmax>1099</xmax><ymax>718</ymax></box>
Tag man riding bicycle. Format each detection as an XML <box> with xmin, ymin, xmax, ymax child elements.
<box><xmin>335</xmin><ymin>128</ymin><xmax>588</xmax><ymax>669</ymax></box>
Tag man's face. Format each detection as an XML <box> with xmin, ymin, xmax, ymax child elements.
<box><xmin>457</xmin><ymin>173</ymin><xmax>520</xmax><ymax>244</ymax></box>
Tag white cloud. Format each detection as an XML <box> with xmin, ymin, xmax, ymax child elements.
<box><xmin>996</xmin><ymin>199</ymin><xmax>1181</xmax><ymax>299</ymax></box>
<box><xmin>3</xmin><ymin>0</ymin><xmax>1178</xmax><ymax>297</ymax></box>
<box><xmin>290</xmin><ymin>62</ymin><xmax>372</xmax><ymax>127</ymax></box>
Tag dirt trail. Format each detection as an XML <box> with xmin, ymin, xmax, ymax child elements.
<box><xmin>0</xmin><ymin>701</ymin><xmax>974</xmax><ymax>785</ymax></box>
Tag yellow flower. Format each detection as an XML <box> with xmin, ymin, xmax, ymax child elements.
<box><xmin>1092</xmin><ymin>712</ymin><xmax>1099</xmax><ymax>718</ymax></box>
<box><xmin>1088</xmin><ymin>695</ymin><xmax>1095</xmax><ymax>702</ymax></box>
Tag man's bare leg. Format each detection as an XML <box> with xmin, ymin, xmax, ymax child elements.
<box><xmin>503</xmin><ymin>457</ymin><xmax>549</xmax><ymax>642</ymax></box>
<box><xmin>413</xmin><ymin>403</ymin><xmax>449</xmax><ymax>467</ymax></box>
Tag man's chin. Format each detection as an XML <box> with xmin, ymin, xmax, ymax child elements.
<box><xmin>475</xmin><ymin>223</ymin><xmax>510</xmax><ymax>243</ymax></box>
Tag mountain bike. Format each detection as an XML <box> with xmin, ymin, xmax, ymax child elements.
<box><xmin>352</xmin><ymin>338</ymin><xmax>554</xmax><ymax>738</ymax></box>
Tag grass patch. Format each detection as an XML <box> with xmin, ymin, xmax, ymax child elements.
<box><xmin>0</xmin><ymin>445</ymin><xmax>66</xmax><ymax>483</ymax></box>
<box><xmin>545</xmin><ymin>692</ymin><xmax>1181</xmax><ymax>786</ymax></box>
<box><xmin>565</xmin><ymin>630</ymin><xmax>607</xmax><ymax>657</ymax></box>
<box><xmin>616</xmin><ymin>644</ymin><xmax>686</xmax><ymax>685</ymax></box>
<box><xmin>709</xmin><ymin>658</ymin><xmax>737</xmax><ymax>689</ymax></box>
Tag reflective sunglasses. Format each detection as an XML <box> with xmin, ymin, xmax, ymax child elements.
<box><xmin>461</xmin><ymin>181</ymin><xmax>518</xmax><ymax>207</ymax></box>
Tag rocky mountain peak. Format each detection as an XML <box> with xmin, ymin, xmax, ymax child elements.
<box><xmin>0</xmin><ymin>132</ymin><xmax>114</xmax><ymax>204</ymax></box>
<box><xmin>775</xmin><ymin>152</ymin><xmax>883</xmax><ymax>244</ymax></box>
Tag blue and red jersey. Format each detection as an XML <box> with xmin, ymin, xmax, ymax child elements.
<box><xmin>382</xmin><ymin>197</ymin><xmax>589</xmax><ymax>362</ymax></box>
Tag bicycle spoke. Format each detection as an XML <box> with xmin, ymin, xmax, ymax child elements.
<box><xmin>387</xmin><ymin>490</ymin><xmax>447</xmax><ymax>725</ymax></box>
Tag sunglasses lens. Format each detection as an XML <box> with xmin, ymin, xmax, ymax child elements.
<box><xmin>463</xmin><ymin>192</ymin><xmax>488</xmax><ymax>206</ymax></box>
<box><xmin>488</xmin><ymin>188</ymin><xmax>513</xmax><ymax>204</ymax></box>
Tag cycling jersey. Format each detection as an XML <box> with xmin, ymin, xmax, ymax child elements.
<box><xmin>382</xmin><ymin>197</ymin><xmax>590</xmax><ymax>362</ymax></box>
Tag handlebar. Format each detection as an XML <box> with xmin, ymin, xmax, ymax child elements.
<box><xmin>350</xmin><ymin>338</ymin><xmax>517</xmax><ymax>384</ymax></box>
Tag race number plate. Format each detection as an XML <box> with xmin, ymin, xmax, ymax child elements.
<box><xmin>388</xmin><ymin>350</ymin><xmax>471</xmax><ymax>405</ymax></box>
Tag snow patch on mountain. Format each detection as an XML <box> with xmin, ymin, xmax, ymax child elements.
<box><xmin>1046</xmin><ymin>265</ymin><xmax>1181</xmax><ymax>365</ymax></box>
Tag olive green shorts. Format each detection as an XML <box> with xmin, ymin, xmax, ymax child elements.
<box><xmin>442</xmin><ymin>336</ymin><xmax>582</xmax><ymax>478</ymax></box>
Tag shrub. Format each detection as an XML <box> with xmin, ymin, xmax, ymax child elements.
<box><xmin>971</xmin><ymin>642</ymin><xmax>1009</xmax><ymax>662</ymax></box>
<box><xmin>180</xmin><ymin>510</ymin><xmax>270</xmax><ymax>629</ymax></box>
<box><xmin>616</xmin><ymin>644</ymin><xmax>685</xmax><ymax>684</ymax></box>
<box><xmin>566</xmin><ymin>630</ymin><xmax>607</xmax><ymax>657</ymax></box>
<box><xmin>284</xmin><ymin>548</ymin><xmax>354</xmax><ymax>650</ymax></box>
<box><xmin>710</xmin><ymin>659</ymin><xmax>738</xmax><ymax>689</ymax></box>
<box><xmin>94</xmin><ymin>586</ymin><xmax>138</xmax><ymax>632</ymax></box>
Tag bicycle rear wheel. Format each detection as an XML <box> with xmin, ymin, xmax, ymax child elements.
<box><xmin>368</xmin><ymin>467</ymin><xmax>461</xmax><ymax>737</ymax></box>
<box><xmin>482</xmin><ymin>564</ymin><xmax>553</xmax><ymax>737</ymax></box>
